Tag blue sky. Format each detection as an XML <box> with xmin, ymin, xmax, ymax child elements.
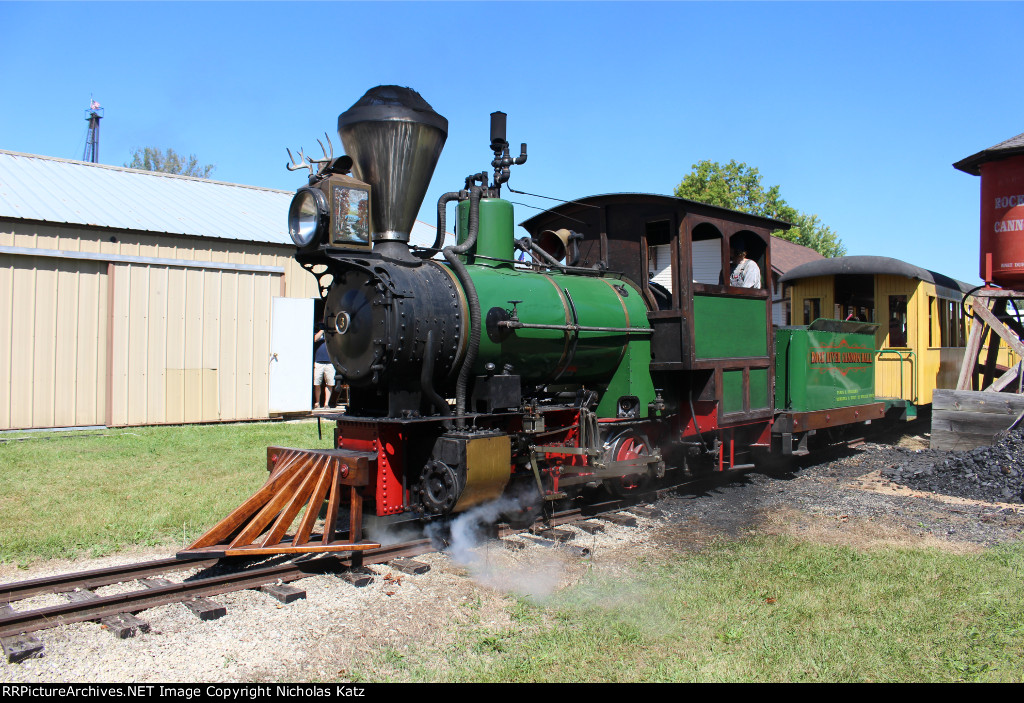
<box><xmin>2</xmin><ymin>1</ymin><xmax>1021</xmax><ymax>285</ymax></box>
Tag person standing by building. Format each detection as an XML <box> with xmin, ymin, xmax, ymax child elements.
<box><xmin>312</xmin><ymin>327</ymin><xmax>335</xmax><ymax>409</ymax></box>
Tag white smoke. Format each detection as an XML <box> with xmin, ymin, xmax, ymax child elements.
<box><xmin>365</xmin><ymin>520</ymin><xmax>425</xmax><ymax>546</ymax></box>
<box><xmin>430</xmin><ymin>493</ymin><xmax>568</xmax><ymax>601</ymax></box>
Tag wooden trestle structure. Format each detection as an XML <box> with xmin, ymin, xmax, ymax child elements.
<box><xmin>957</xmin><ymin>289</ymin><xmax>1024</xmax><ymax>393</ymax></box>
<box><xmin>178</xmin><ymin>446</ymin><xmax>380</xmax><ymax>558</ymax></box>
<box><xmin>931</xmin><ymin>288</ymin><xmax>1024</xmax><ymax>451</ymax></box>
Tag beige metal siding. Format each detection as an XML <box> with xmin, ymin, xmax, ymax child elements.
<box><xmin>0</xmin><ymin>253</ymin><xmax>108</xmax><ymax>428</ymax></box>
<box><xmin>1</xmin><ymin>222</ymin><xmax>320</xmax><ymax>430</ymax></box>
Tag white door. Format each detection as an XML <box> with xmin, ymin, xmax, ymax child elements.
<box><xmin>269</xmin><ymin>297</ymin><xmax>314</xmax><ymax>413</ymax></box>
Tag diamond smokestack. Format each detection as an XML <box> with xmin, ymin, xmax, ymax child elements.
<box><xmin>338</xmin><ymin>86</ymin><xmax>448</xmax><ymax>253</ymax></box>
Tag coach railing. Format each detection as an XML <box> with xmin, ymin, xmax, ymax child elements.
<box><xmin>875</xmin><ymin>349</ymin><xmax>917</xmax><ymax>404</ymax></box>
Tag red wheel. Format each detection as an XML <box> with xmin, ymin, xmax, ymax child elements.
<box><xmin>602</xmin><ymin>431</ymin><xmax>656</xmax><ymax>497</ymax></box>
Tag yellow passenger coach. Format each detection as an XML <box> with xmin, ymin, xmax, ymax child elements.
<box><xmin>780</xmin><ymin>255</ymin><xmax>994</xmax><ymax>414</ymax></box>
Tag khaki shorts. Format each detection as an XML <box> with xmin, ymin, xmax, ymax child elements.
<box><xmin>313</xmin><ymin>362</ymin><xmax>336</xmax><ymax>386</ymax></box>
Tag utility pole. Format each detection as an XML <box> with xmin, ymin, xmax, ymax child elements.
<box><xmin>83</xmin><ymin>97</ymin><xmax>103</xmax><ymax>163</ymax></box>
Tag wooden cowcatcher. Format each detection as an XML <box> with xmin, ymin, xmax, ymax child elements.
<box><xmin>178</xmin><ymin>446</ymin><xmax>380</xmax><ymax>558</ymax></box>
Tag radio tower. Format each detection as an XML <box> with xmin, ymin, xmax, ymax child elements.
<box><xmin>83</xmin><ymin>97</ymin><xmax>104</xmax><ymax>163</ymax></box>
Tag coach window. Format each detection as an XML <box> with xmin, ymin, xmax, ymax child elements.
<box><xmin>937</xmin><ymin>298</ymin><xmax>965</xmax><ymax>347</ymax></box>
<box><xmin>803</xmin><ymin>298</ymin><xmax>821</xmax><ymax>325</ymax></box>
<box><xmin>888</xmin><ymin>295</ymin><xmax>908</xmax><ymax>347</ymax></box>
<box><xmin>691</xmin><ymin>223</ymin><xmax>724</xmax><ymax>285</ymax></box>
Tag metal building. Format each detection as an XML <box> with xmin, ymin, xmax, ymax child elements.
<box><xmin>0</xmin><ymin>150</ymin><xmax>443</xmax><ymax>430</ymax></box>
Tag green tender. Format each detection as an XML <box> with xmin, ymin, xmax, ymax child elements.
<box><xmin>775</xmin><ymin>326</ymin><xmax>877</xmax><ymax>412</ymax></box>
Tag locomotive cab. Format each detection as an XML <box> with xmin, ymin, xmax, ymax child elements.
<box><xmin>521</xmin><ymin>194</ymin><xmax>786</xmax><ymax>429</ymax></box>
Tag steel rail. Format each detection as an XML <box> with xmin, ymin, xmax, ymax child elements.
<box><xmin>0</xmin><ymin>557</ymin><xmax>219</xmax><ymax>605</ymax></box>
<box><xmin>0</xmin><ymin>540</ymin><xmax>435</xmax><ymax>639</ymax></box>
<box><xmin>0</xmin><ymin>483</ymin><xmax>709</xmax><ymax>640</ymax></box>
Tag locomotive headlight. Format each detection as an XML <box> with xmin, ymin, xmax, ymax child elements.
<box><xmin>288</xmin><ymin>187</ymin><xmax>329</xmax><ymax>248</ymax></box>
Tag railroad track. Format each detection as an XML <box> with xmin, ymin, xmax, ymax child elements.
<box><xmin>0</xmin><ymin>498</ymin><xmax>660</xmax><ymax>663</ymax></box>
<box><xmin>0</xmin><ymin>439</ymin><xmax>891</xmax><ymax>663</ymax></box>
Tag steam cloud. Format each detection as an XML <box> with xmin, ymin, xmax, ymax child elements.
<box><xmin>428</xmin><ymin>492</ymin><xmax>567</xmax><ymax>601</ymax></box>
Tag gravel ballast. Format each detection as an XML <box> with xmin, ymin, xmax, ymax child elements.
<box><xmin>1</xmin><ymin>423</ymin><xmax>1021</xmax><ymax>682</ymax></box>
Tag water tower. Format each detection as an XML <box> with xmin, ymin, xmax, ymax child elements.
<box><xmin>953</xmin><ymin>132</ymin><xmax>1024</xmax><ymax>392</ymax></box>
<box><xmin>83</xmin><ymin>98</ymin><xmax>103</xmax><ymax>163</ymax></box>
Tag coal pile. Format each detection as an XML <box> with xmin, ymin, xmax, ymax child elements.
<box><xmin>880</xmin><ymin>425</ymin><xmax>1024</xmax><ymax>504</ymax></box>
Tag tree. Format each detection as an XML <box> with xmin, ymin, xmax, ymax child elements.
<box><xmin>125</xmin><ymin>147</ymin><xmax>215</xmax><ymax>179</ymax></box>
<box><xmin>674</xmin><ymin>160</ymin><xmax>846</xmax><ymax>257</ymax></box>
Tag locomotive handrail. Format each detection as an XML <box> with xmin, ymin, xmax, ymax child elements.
<box><xmin>498</xmin><ymin>321</ymin><xmax>654</xmax><ymax>334</ymax></box>
<box><xmin>875</xmin><ymin>348</ymin><xmax>918</xmax><ymax>403</ymax></box>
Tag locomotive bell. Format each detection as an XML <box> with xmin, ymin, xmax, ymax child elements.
<box><xmin>338</xmin><ymin>86</ymin><xmax>448</xmax><ymax>255</ymax></box>
<box><xmin>537</xmin><ymin>228</ymin><xmax>572</xmax><ymax>262</ymax></box>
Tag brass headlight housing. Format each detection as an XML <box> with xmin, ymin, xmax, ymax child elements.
<box><xmin>288</xmin><ymin>187</ymin><xmax>329</xmax><ymax>248</ymax></box>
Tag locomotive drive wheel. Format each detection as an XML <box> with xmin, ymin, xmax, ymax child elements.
<box><xmin>603</xmin><ymin>430</ymin><xmax>657</xmax><ymax>498</ymax></box>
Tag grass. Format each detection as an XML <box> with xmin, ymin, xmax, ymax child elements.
<box><xmin>3</xmin><ymin>422</ymin><xmax>1023</xmax><ymax>681</ymax></box>
<box><xmin>0</xmin><ymin>420</ymin><xmax>333</xmax><ymax>564</ymax></box>
<box><xmin>360</xmin><ymin>538</ymin><xmax>1024</xmax><ymax>683</ymax></box>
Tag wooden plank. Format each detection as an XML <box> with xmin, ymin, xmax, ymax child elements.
<box><xmin>988</xmin><ymin>364</ymin><xmax>1021</xmax><ymax>393</ymax></box>
<box><xmin>628</xmin><ymin>505</ymin><xmax>664</xmax><ymax>518</ymax></box>
<box><xmin>294</xmin><ymin>462</ymin><xmax>333</xmax><ymax>546</ymax></box>
<box><xmin>322</xmin><ymin>466</ymin><xmax>342</xmax><ymax>546</ymax></box>
<box><xmin>340</xmin><ymin>571</ymin><xmax>373</xmax><ymax>588</ymax></box>
<box><xmin>0</xmin><ymin>602</ymin><xmax>43</xmax><ymax>662</ymax></box>
<box><xmin>957</xmin><ymin>314</ymin><xmax>986</xmax><ymax>390</ymax></box>
<box><xmin>930</xmin><ymin>390</ymin><xmax>1024</xmax><ymax>450</ymax></box>
<box><xmin>931</xmin><ymin>409</ymin><xmax>1019</xmax><ymax>434</ymax></box>
<box><xmin>933</xmin><ymin>389</ymin><xmax>1024</xmax><ymax>414</ymax></box>
<box><xmin>187</xmin><ymin>458</ymin><xmax>307</xmax><ymax>549</ymax></box>
<box><xmin>930</xmin><ymin>431</ymin><xmax>1009</xmax><ymax>452</ymax></box>
<box><xmin>536</xmin><ymin>528</ymin><xmax>575</xmax><ymax>542</ymax></box>
<box><xmin>981</xmin><ymin>309</ymin><xmax>1004</xmax><ymax>390</ymax></box>
<box><xmin>259</xmin><ymin>456</ymin><xmax>325</xmax><ymax>548</ymax></box>
<box><xmin>974</xmin><ymin>302</ymin><xmax>1024</xmax><ymax>359</ymax></box>
<box><xmin>228</xmin><ymin>464</ymin><xmax>309</xmax><ymax>548</ymax></box>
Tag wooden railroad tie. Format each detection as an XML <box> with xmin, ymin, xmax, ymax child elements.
<box><xmin>601</xmin><ymin>513</ymin><xmax>638</xmax><ymax>527</ymax></box>
<box><xmin>141</xmin><ymin>578</ymin><xmax>227</xmax><ymax>621</ymax></box>
<box><xmin>1</xmin><ymin>604</ymin><xmax>43</xmax><ymax>664</ymax></box>
<box><xmin>575</xmin><ymin>521</ymin><xmax>606</xmax><ymax>535</ymax></box>
<box><xmin>535</xmin><ymin>527</ymin><xmax>574</xmax><ymax>542</ymax></box>
<box><xmin>389</xmin><ymin>558</ymin><xmax>430</xmax><ymax>575</ymax></box>
<box><xmin>628</xmin><ymin>505</ymin><xmax>664</xmax><ymax>519</ymax></box>
<box><xmin>340</xmin><ymin>571</ymin><xmax>374</xmax><ymax>588</ymax></box>
<box><xmin>521</xmin><ymin>534</ymin><xmax>592</xmax><ymax>558</ymax></box>
<box><xmin>66</xmin><ymin>590</ymin><xmax>150</xmax><ymax>639</ymax></box>
<box><xmin>2</xmin><ymin>634</ymin><xmax>44</xmax><ymax>664</ymax></box>
<box><xmin>260</xmin><ymin>583</ymin><xmax>306</xmax><ymax>604</ymax></box>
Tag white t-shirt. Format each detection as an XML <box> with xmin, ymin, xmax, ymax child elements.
<box><xmin>730</xmin><ymin>259</ymin><xmax>760</xmax><ymax>288</ymax></box>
